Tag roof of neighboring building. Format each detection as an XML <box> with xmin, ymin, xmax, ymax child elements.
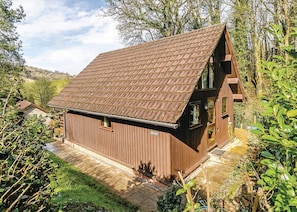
<box><xmin>17</xmin><ymin>100</ymin><xmax>33</xmax><ymax>110</ymax></box>
<box><xmin>17</xmin><ymin>100</ymin><xmax>47</xmax><ymax>113</ymax></box>
<box><xmin>48</xmin><ymin>23</ymin><xmax>229</xmax><ymax>124</ymax></box>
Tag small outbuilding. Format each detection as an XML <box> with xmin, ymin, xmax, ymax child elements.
<box><xmin>17</xmin><ymin>100</ymin><xmax>51</xmax><ymax>125</ymax></box>
<box><xmin>48</xmin><ymin>23</ymin><xmax>244</xmax><ymax>180</ymax></box>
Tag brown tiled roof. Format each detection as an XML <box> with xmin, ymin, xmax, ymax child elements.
<box><xmin>49</xmin><ymin>23</ymin><xmax>226</xmax><ymax>124</ymax></box>
<box><xmin>17</xmin><ymin>100</ymin><xmax>32</xmax><ymax>110</ymax></box>
<box><xmin>17</xmin><ymin>100</ymin><xmax>48</xmax><ymax>113</ymax></box>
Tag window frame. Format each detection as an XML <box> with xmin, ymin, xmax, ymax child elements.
<box><xmin>198</xmin><ymin>55</ymin><xmax>215</xmax><ymax>90</ymax></box>
<box><xmin>189</xmin><ymin>101</ymin><xmax>202</xmax><ymax>129</ymax></box>
<box><xmin>221</xmin><ymin>97</ymin><xmax>228</xmax><ymax>117</ymax></box>
<box><xmin>99</xmin><ymin>116</ymin><xmax>113</xmax><ymax>131</ymax></box>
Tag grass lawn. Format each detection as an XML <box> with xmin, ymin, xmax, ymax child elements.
<box><xmin>48</xmin><ymin>153</ymin><xmax>138</xmax><ymax>211</ymax></box>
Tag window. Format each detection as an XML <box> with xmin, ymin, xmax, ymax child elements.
<box><xmin>189</xmin><ymin>101</ymin><xmax>202</xmax><ymax>128</ymax></box>
<box><xmin>207</xmin><ymin>97</ymin><xmax>215</xmax><ymax>124</ymax></box>
<box><xmin>200</xmin><ymin>56</ymin><xmax>215</xmax><ymax>89</ymax></box>
<box><xmin>222</xmin><ymin>97</ymin><xmax>228</xmax><ymax>115</ymax></box>
<box><xmin>101</xmin><ymin>117</ymin><xmax>111</xmax><ymax>128</ymax></box>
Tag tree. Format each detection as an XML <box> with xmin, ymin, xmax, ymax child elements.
<box><xmin>102</xmin><ymin>0</ymin><xmax>221</xmax><ymax>45</ymax></box>
<box><xmin>0</xmin><ymin>1</ymin><xmax>56</xmax><ymax>210</ymax></box>
<box><xmin>227</xmin><ymin>0</ymin><xmax>297</xmax><ymax>126</ymax></box>
<box><xmin>29</xmin><ymin>77</ymin><xmax>56</xmax><ymax>109</ymax></box>
<box><xmin>0</xmin><ymin>0</ymin><xmax>25</xmax><ymax>106</ymax></box>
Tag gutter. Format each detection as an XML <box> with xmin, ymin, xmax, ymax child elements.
<box><xmin>48</xmin><ymin>105</ymin><xmax>179</xmax><ymax>129</ymax></box>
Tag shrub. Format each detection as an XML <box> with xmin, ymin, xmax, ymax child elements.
<box><xmin>157</xmin><ymin>185</ymin><xmax>183</xmax><ymax>212</ymax></box>
<box><xmin>0</xmin><ymin>109</ymin><xmax>56</xmax><ymax>211</ymax></box>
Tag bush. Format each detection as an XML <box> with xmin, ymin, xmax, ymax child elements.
<box><xmin>157</xmin><ymin>185</ymin><xmax>183</xmax><ymax>212</ymax></box>
<box><xmin>0</xmin><ymin>109</ymin><xmax>56</xmax><ymax>211</ymax></box>
<box><xmin>252</xmin><ymin>25</ymin><xmax>297</xmax><ymax>211</ymax></box>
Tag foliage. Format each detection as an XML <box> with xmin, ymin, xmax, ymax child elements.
<box><xmin>176</xmin><ymin>172</ymin><xmax>203</xmax><ymax>212</ymax></box>
<box><xmin>21</xmin><ymin>77</ymin><xmax>71</xmax><ymax>109</ymax></box>
<box><xmin>157</xmin><ymin>184</ymin><xmax>183</xmax><ymax>212</ymax></box>
<box><xmin>0</xmin><ymin>109</ymin><xmax>56</xmax><ymax>211</ymax></box>
<box><xmin>0</xmin><ymin>0</ymin><xmax>25</xmax><ymax>103</ymax></box>
<box><xmin>26</xmin><ymin>77</ymin><xmax>57</xmax><ymax>109</ymax></box>
<box><xmin>102</xmin><ymin>0</ymin><xmax>220</xmax><ymax>45</ymax></box>
<box><xmin>51</xmin><ymin>77</ymin><xmax>72</xmax><ymax>93</ymax></box>
<box><xmin>252</xmin><ymin>25</ymin><xmax>297</xmax><ymax>211</ymax></box>
<box><xmin>49</xmin><ymin>153</ymin><xmax>138</xmax><ymax>211</ymax></box>
<box><xmin>0</xmin><ymin>1</ymin><xmax>59</xmax><ymax>211</ymax></box>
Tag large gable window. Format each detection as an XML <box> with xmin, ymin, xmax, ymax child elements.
<box><xmin>200</xmin><ymin>56</ymin><xmax>215</xmax><ymax>89</ymax></box>
<box><xmin>189</xmin><ymin>101</ymin><xmax>202</xmax><ymax>129</ymax></box>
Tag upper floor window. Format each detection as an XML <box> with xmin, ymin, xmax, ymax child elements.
<box><xmin>198</xmin><ymin>55</ymin><xmax>215</xmax><ymax>90</ymax></box>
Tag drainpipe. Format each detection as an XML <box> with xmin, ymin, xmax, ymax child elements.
<box><xmin>62</xmin><ymin>110</ymin><xmax>67</xmax><ymax>142</ymax></box>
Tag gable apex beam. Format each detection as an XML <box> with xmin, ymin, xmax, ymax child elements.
<box><xmin>227</xmin><ymin>78</ymin><xmax>239</xmax><ymax>84</ymax></box>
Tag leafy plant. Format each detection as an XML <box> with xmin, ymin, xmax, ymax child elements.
<box><xmin>157</xmin><ymin>184</ymin><xmax>183</xmax><ymax>212</ymax></box>
<box><xmin>0</xmin><ymin>1</ymin><xmax>57</xmax><ymax>211</ymax></box>
<box><xmin>252</xmin><ymin>24</ymin><xmax>297</xmax><ymax>211</ymax></box>
<box><xmin>0</xmin><ymin>109</ymin><xmax>56</xmax><ymax>211</ymax></box>
<box><xmin>176</xmin><ymin>171</ymin><xmax>203</xmax><ymax>212</ymax></box>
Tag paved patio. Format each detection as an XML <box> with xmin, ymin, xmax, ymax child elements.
<box><xmin>189</xmin><ymin>128</ymin><xmax>249</xmax><ymax>197</ymax></box>
<box><xmin>46</xmin><ymin>128</ymin><xmax>249</xmax><ymax>211</ymax></box>
<box><xmin>46</xmin><ymin>142</ymin><xmax>166</xmax><ymax>211</ymax></box>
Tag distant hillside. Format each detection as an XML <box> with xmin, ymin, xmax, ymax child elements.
<box><xmin>23</xmin><ymin>66</ymin><xmax>74</xmax><ymax>81</ymax></box>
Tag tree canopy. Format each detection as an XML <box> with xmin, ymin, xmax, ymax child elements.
<box><xmin>28</xmin><ymin>77</ymin><xmax>57</xmax><ymax>109</ymax></box>
<box><xmin>0</xmin><ymin>0</ymin><xmax>25</xmax><ymax>106</ymax></box>
<box><xmin>103</xmin><ymin>0</ymin><xmax>220</xmax><ymax>45</ymax></box>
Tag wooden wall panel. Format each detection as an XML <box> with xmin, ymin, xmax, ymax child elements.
<box><xmin>170</xmin><ymin>130</ymin><xmax>208</xmax><ymax>177</ymax></box>
<box><xmin>215</xmin><ymin>77</ymin><xmax>234</xmax><ymax>147</ymax></box>
<box><xmin>65</xmin><ymin>113</ymin><xmax>172</xmax><ymax>178</ymax></box>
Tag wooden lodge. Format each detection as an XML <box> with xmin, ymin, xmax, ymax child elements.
<box><xmin>48</xmin><ymin>23</ymin><xmax>245</xmax><ymax>180</ymax></box>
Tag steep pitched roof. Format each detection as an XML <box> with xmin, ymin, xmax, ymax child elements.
<box><xmin>49</xmin><ymin>23</ymin><xmax>226</xmax><ymax>124</ymax></box>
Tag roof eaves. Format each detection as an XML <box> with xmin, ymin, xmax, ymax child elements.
<box><xmin>48</xmin><ymin>104</ymin><xmax>179</xmax><ymax>129</ymax></box>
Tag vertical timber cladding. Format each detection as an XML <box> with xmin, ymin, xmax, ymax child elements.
<box><xmin>170</xmin><ymin>109</ymin><xmax>209</xmax><ymax>177</ymax></box>
<box><xmin>65</xmin><ymin>112</ymin><xmax>172</xmax><ymax>178</ymax></box>
<box><xmin>215</xmin><ymin>77</ymin><xmax>234</xmax><ymax>147</ymax></box>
